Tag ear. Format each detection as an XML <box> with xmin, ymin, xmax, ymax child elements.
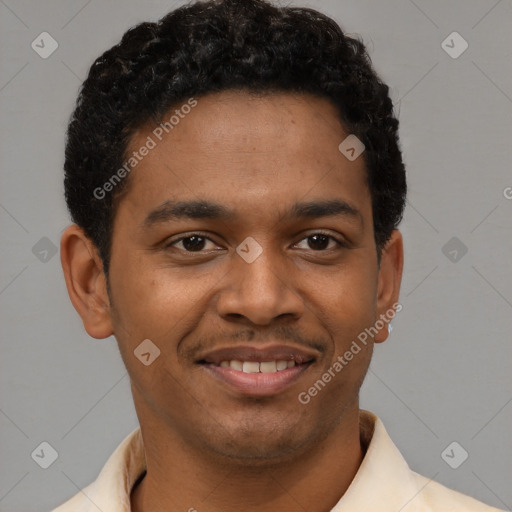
<box><xmin>60</xmin><ymin>224</ymin><xmax>114</xmax><ymax>339</ymax></box>
<box><xmin>374</xmin><ymin>230</ymin><xmax>404</xmax><ymax>343</ymax></box>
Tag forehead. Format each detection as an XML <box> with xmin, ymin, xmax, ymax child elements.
<box><xmin>118</xmin><ymin>90</ymin><xmax>371</xmax><ymax>225</ymax></box>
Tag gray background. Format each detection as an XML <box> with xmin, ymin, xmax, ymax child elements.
<box><xmin>0</xmin><ymin>0</ymin><xmax>511</xmax><ymax>511</ymax></box>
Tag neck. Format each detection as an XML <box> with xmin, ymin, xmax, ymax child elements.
<box><xmin>131</xmin><ymin>407</ymin><xmax>364</xmax><ymax>512</ymax></box>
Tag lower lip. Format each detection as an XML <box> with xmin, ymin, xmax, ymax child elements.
<box><xmin>200</xmin><ymin>363</ymin><xmax>312</xmax><ymax>397</ymax></box>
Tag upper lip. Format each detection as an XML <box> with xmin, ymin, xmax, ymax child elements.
<box><xmin>197</xmin><ymin>344</ymin><xmax>318</xmax><ymax>365</ymax></box>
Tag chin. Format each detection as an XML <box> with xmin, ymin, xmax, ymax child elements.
<box><xmin>209</xmin><ymin>440</ymin><xmax>306</xmax><ymax>466</ymax></box>
<box><xmin>201</xmin><ymin>417</ymin><xmax>319</xmax><ymax>465</ymax></box>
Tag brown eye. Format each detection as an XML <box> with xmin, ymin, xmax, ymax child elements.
<box><xmin>167</xmin><ymin>234</ymin><xmax>218</xmax><ymax>252</ymax></box>
<box><xmin>295</xmin><ymin>233</ymin><xmax>343</xmax><ymax>251</ymax></box>
<box><xmin>180</xmin><ymin>235</ymin><xmax>207</xmax><ymax>251</ymax></box>
<box><xmin>307</xmin><ymin>234</ymin><xmax>330</xmax><ymax>250</ymax></box>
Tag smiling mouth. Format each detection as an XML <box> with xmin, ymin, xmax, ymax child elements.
<box><xmin>201</xmin><ymin>358</ymin><xmax>301</xmax><ymax>372</ymax></box>
<box><xmin>196</xmin><ymin>345</ymin><xmax>316</xmax><ymax>396</ymax></box>
<box><xmin>198</xmin><ymin>360</ymin><xmax>314</xmax><ymax>397</ymax></box>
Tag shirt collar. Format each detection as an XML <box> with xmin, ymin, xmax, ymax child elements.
<box><xmin>332</xmin><ymin>410</ymin><xmax>421</xmax><ymax>511</ymax></box>
<box><xmin>53</xmin><ymin>410</ymin><xmax>426</xmax><ymax>512</ymax></box>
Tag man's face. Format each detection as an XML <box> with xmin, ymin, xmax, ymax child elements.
<box><xmin>107</xmin><ymin>90</ymin><xmax>384</xmax><ymax>462</ymax></box>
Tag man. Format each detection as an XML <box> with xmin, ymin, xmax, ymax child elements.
<box><xmin>54</xmin><ymin>0</ymin><xmax>503</xmax><ymax>510</ymax></box>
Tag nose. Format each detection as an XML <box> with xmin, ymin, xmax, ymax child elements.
<box><xmin>215</xmin><ymin>245</ymin><xmax>304</xmax><ymax>325</ymax></box>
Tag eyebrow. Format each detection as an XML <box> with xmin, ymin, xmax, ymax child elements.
<box><xmin>142</xmin><ymin>198</ymin><xmax>362</xmax><ymax>229</ymax></box>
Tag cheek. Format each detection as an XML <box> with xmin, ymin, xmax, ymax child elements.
<box><xmin>312</xmin><ymin>254</ymin><xmax>378</xmax><ymax>370</ymax></box>
<box><xmin>108</xmin><ymin>250</ymin><xmax>223</xmax><ymax>359</ymax></box>
<box><xmin>111</xmin><ymin>267</ymin><xmax>197</xmax><ymax>334</ymax></box>
<box><xmin>321</xmin><ymin>253</ymin><xmax>378</xmax><ymax>320</ymax></box>
<box><xmin>108</xmin><ymin>262</ymin><xmax>206</xmax><ymax>400</ymax></box>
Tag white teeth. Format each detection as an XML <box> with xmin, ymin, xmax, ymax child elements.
<box><xmin>219</xmin><ymin>360</ymin><xmax>296</xmax><ymax>373</ymax></box>
<box><xmin>229</xmin><ymin>360</ymin><xmax>243</xmax><ymax>371</ymax></box>
<box><xmin>260</xmin><ymin>361</ymin><xmax>277</xmax><ymax>373</ymax></box>
<box><xmin>276</xmin><ymin>360</ymin><xmax>288</xmax><ymax>371</ymax></box>
<box><xmin>242</xmin><ymin>361</ymin><xmax>260</xmax><ymax>373</ymax></box>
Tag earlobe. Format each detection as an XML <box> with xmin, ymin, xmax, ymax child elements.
<box><xmin>374</xmin><ymin>230</ymin><xmax>404</xmax><ymax>343</ymax></box>
<box><xmin>60</xmin><ymin>225</ymin><xmax>114</xmax><ymax>339</ymax></box>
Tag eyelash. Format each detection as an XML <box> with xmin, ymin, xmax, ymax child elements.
<box><xmin>165</xmin><ymin>231</ymin><xmax>346</xmax><ymax>253</ymax></box>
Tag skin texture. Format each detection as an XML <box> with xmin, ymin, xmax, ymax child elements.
<box><xmin>60</xmin><ymin>90</ymin><xmax>403</xmax><ymax>512</ymax></box>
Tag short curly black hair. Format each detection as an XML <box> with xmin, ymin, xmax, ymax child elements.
<box><xmin>64</xmin><ymin>0</ymin><xmax>406</xmax><ymax>275</ymax></box>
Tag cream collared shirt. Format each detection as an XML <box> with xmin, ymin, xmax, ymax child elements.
<box><xmin>51</xmin><ymin>411</ymin><xmax>503</xmax><ymax>512</ymax></box>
